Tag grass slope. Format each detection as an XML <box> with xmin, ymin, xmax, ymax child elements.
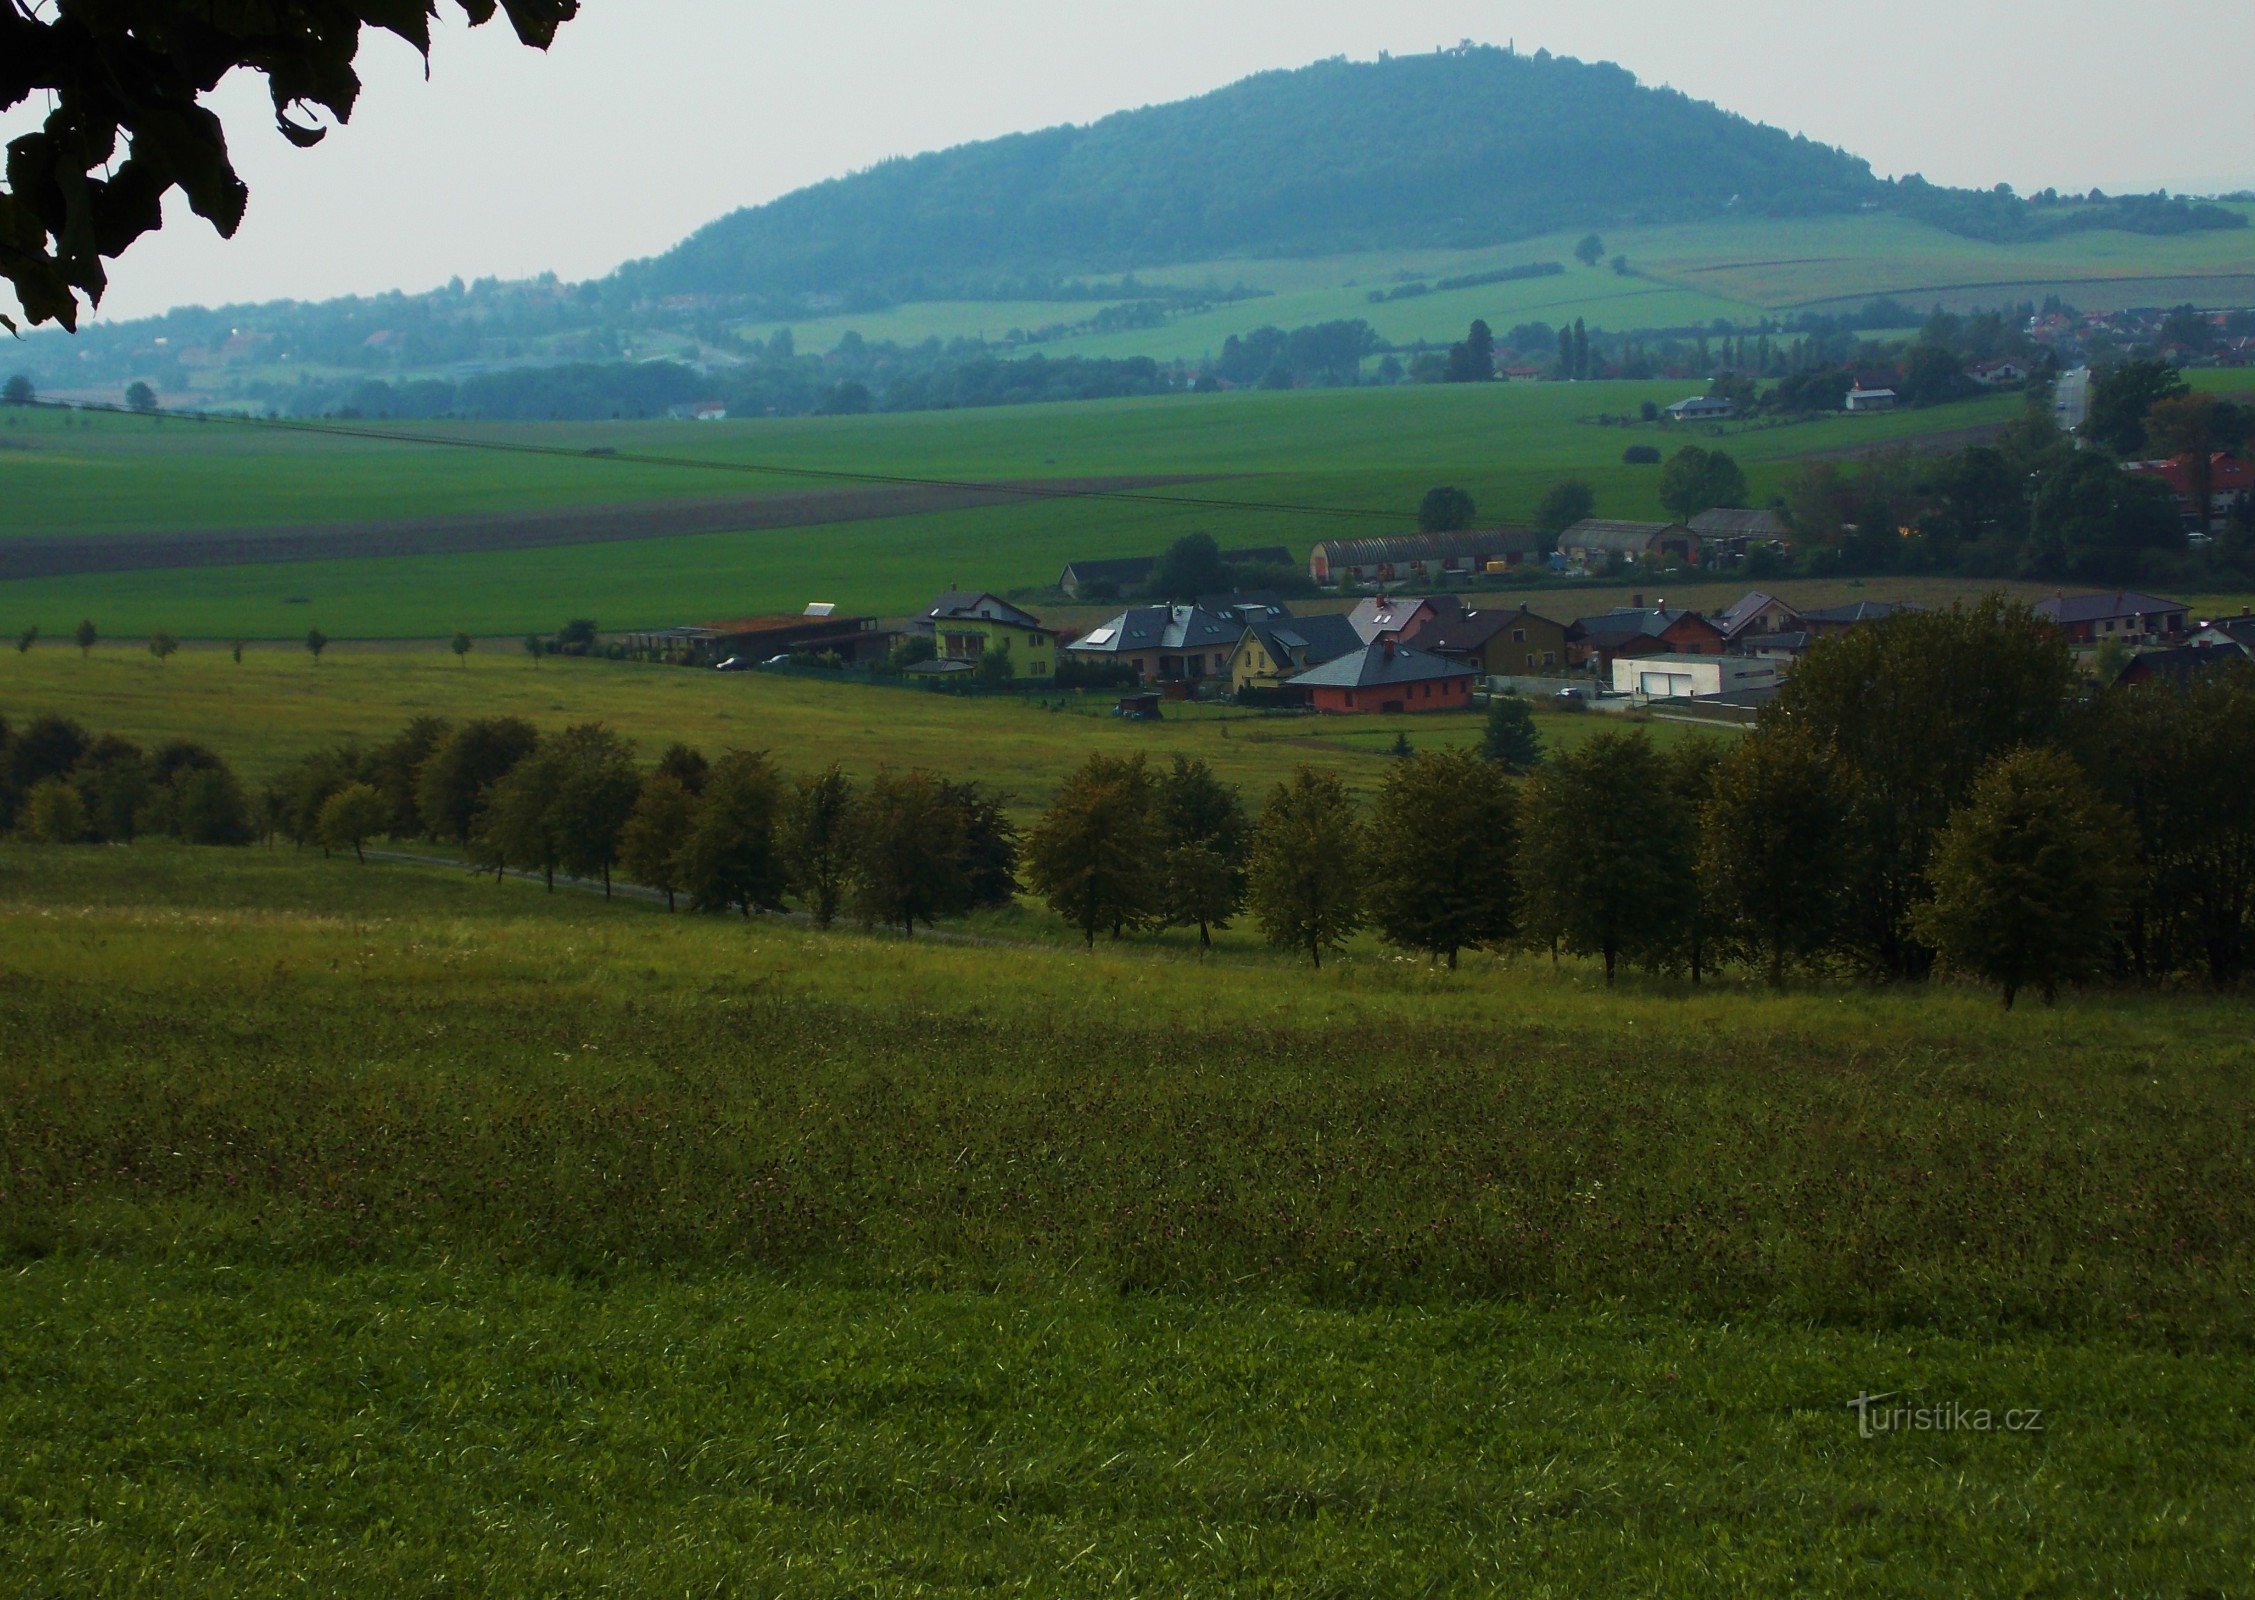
<box><xmin>0</xmin><ymin>383</ymin><xmax>2023</xmax><ymax>636</ymax></box>
<box><xmin>0</xmin><ymin>645</ymin><xmax>1714</xmax><ymax>813</ymax></box>
<box><xmin>1</xmin><ymin>844</ymin><xmax>2249</xmax><ymax>1593</ymax></box>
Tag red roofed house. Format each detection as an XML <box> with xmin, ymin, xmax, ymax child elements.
<box><xmin>2031</xmin><ymin>591</ymin><xmax>2189</xmax><ymax>645</ymax></box>
<box><xmin>1287</xmin><ymin>638</ymin><xmax>1475</xmax><ymax>714</ymax></box>
<box><xmin>2125</xmin><ymin>453</ymin><xmax>2255</xmax><ymax>534</ymax></box>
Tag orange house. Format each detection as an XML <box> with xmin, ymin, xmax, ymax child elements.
<box><xmin>1288</xmin><ymin>639</ymin><xmax>1475</xmax><ymax>713</ymax></box>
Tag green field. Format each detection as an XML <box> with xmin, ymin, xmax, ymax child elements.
<box><xmin>2</xmin><ymin>841</ymin><xmax>2249</xmax><ymax>1594</ymax></box>
<box><xmin>0</xmin><ymin>382</ymin><xmax>2025</xmax><ymax>638</ymax></box>
<box><xmin>723</xmin><ymin>210</ymin><xmax>2255</xmax><ymax>361</ymax></box>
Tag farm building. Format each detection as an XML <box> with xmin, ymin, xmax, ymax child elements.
<box><xmin>1229</xmin><ymin>612</ymin><xmax>1364</xmax><ymax>692</ymax></box>
<box><xmin>1666</xmin><ymin>395</ymin><xmax>1736</xmax><ymax>422</ymax></box>
<box><xmin>1610</xmin><ymin>653</ymin><xmax>1782</xmax><ymax>701</ymax></box>
<box><xmin>1686</xmin><ymin>507</ymin><xmax>1790</xmax><ymax>556</ymax></box>
<box><xmin>1307</xmin><ymin>529</ymin><xmax>1540</xmax><ymax>589</ymax></box>
<box><xmin>1287</xmin><ymin>638</ymin><xmax>1475</xmax><ymax>714</ymax></box>
<box><xmin>1057</xmin><ymin>546</ymin><xmax>1293</xmax><ymax>599</ymax></box>
<box><xmin>1423</xmin><ymin>603</ymin><xmax>1571</xmax><ymax>676</ymax></box>
<box><xmin>1558</xmin><ymin>519</ymin><xmax>1696</xmax><ymax>569</ymax></box>
<box><xmin>622</xmin><ymin>605</ymin><xmax>889</xmax><ymax>665</ymax></box>
<box><xmin>1845</xmin><ymin>387</ymin><xmax>1898</xmax><ymax>412</ymax></box>
<box><xmin>913</xmin><ymin>592</ymin><xmax>1056</xmax><ymax>679</ymax></box>
<box><xmin>2032</xmin><ymin>590</ymin><xmax>2189</xmax><ymax>645</ymax></box>
<box><xmin>1066</xmin><ymin>604</ymin><xmax>1246</xmax><ymax>685</ymax></box>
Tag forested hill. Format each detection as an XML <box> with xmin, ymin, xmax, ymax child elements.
<box><xmin>617</xmin><ymin>47</ymin><xmax>1887</xmax><ymax>301</ymax></box>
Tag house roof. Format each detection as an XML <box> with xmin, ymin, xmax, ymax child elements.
<box><xmin>1424</xmin><ymin>603</ymin><xmax>1569</xmax><ymax>655</ymax></box>
<box><xmin>1801</xmin><ymin>599</ymin><xmax>1916</xmax><ymax>626</ymax></box>
<box><xmin>2032</xmin><ymin>590</ymin><xmax>2188</xmax><ymax>626</ymax></box>
<box><xmin>1067</xmin><ymin>604</ymin><xmax>1245</xmax><ymax>655</ymax></box>
<box><xmin>1668</xmin><ymin>395</ymin><xmax>1735</xmax><ymax>414</ymax></box>
<box><xmin>1560</xmin><ymin>518</ymin><xmax>1687</xmax><ymax>552</ymax></box>
<box><xmin>1578</xmin><ymin>608</ymin><xmax>1713</xmax><ymax>653</ymax></box>
<box><xmin>1688</xmin><ymin>508</ymin><xmax>1789</xmax><ymax>539</ymax></box>
<box><xmin>1246</xmin><ymin>612</ymin><xmax>1363</xmax><ymax>668</ymax></box>
<box><xmin>2124</xmin><ymin>453</ymin><xmax>2255</xmax><ymax>496</ymax></box>
<box><xmin>1847</xmin><ymin>387</ymin><xmax>1899</xmax><ymax>400</ymax></box>
<box><xmin>2117</xmin><ymin>645</ymin><xmax>2253</xmax><ymax>691</ymax></box>
<box><xmin>922</xmin><ymin>591</ymin><xmax>1045</xmax><ymax>630</ymax></box>
<box><xmin>1310</xmin><ymin>528</ymin><xmax>1539</xmax><ymax>568</ymax></box>
<box><xmin>1287</xmin><ymin>641</ymin><xmax>1476</xmax><ymax>690</ymax></box>
<box><xmin>1712</xmin><ymin>589</ymin><xmax>1801</xmax><ymax>634</ymax></box>
<box><xmin>1346</xmin><ymin>594</ymin><xmax>1466</xmax><ymax>642</ymax></box>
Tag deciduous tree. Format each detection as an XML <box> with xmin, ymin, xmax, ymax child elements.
<box><xmin>849</xmin><ymin>768</ymin><xmax>970</xmax><ymax>936</ymax></box>
<box><xmin>1699</xmin><ymin>729</ymin><xmax>1849</xmax><ymax>984</ymax></box>
<box><xmin>1154</xmin><ymin>756</ymin><xmax>1248</xmax><ymax>946</ymax></box>
<box><xmin>317</xmin><ymin>782</ymin><xmax>390</xmax><ymax>864</ymax></box>
<box><xmin>548</xmin><ymin>723</ymin><xmax>641</xmax><ymax>896</ymax></box>
<box><xmin>681</xmin><ymin>751</ymin><xmax>787</xmax><ymax>916</ymax></box>
<box><xmin>1480</xmin><ymin>695</ymin><xmax>1544</xmax><ymax>772</ymax></box>
<box><xmin>1916</xmin><ymin>747</ymin><xmax>2134</xmax><ymax>1007</ymax></box>
<box><xmin>1518</xmin><ymin>731</ymin><xmax>1686</xmax><ymax>983</ymax></box>
<box><xmin>1247</xmin><ymin>767</ymin><xmax>1362</xmax><ymax>967</ymax></box>
<box><xmin>778</xmin><ymin>765</ymin><xmax>857</xmax><ymax>927</ymax></box>
<box><xmin>619</xmin><ymin>772</ymin><xmax>697</xmax><ymax>912</ymax></box>
<box><xmin>1363</xmin><ymin>749</ymin><xmax>1518</xmax><ymax>968</ymax></box>
<box><xmin>1025</xmin><ymin>754</ymin><xmax>1158</xmax><ymax>947</ymax></box>
<box><xmin>415</xmin><ymin>718</ymin><xmax>538</xmax><ymax>848</ymax></box>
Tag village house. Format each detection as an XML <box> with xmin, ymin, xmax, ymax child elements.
<box><xmin>1666</xmin><ymin>395</ymin><xmax>1737</xmax><ymax>422</ymax></box>
<box><xmin>1346</xmin><ymin>594</ymin><xmax>1464</xmax><ymax>645</ymax></box>
<box><xmin>1558</xmin><ymin>518</ymin><xmax>1698</xmax><ymax>570</ymax></box>
<box><xmin>2032</xmin><ymin>590</ymin><xmax>2189</xmax><ymax>645</ymax></box>
<box><xmin>1287</xmin><ymin>637</ymin><xmax>1475</xmax><ymax>714</ymax></box>
<box><xmin>1065</xmin><ymin>603</ymin><xmax>1246</xmax><ymax>686</ymax></box>
<box><xmin>2124</xmin><ymin>453</ymin><xmax>2255</xmax><ymax>534</ymax></box>
<box><xmin>1228</xmin><ymin>612</ymin><xmax>1364</xmax><ymax>692</ymax></box>
<box><xmin>1423</xmin><ymin>603</ymin><xmax>1571</xmax><ymax>676</ymax></box>
<box><xmin>1845</xmin><ymin>387</ymin><xmax>1899</xmax><ymax>413</ymax></box>
<box><xmin>1712</xmin><ymin>589</ymin><xmax>1805</xmax><ymax>646</ymax></box>
<box><xmin>1969</xmin><ymin>359</ymin><xmax>2034</xmax><ymax>388</ymax></box>
<box><xmin>1307</xmin><ymin>529</ymin><xmax>1540</xmax><ymax>589</ymax></box>
<box><xmin>2114</xmin><ymin>643</ymin><xmax>2251</xmax><ymax>692</ymax></box>
<box><xmin>2188</xmin><ymin>611</ymin><xmax>2255</xmax><ymax>653</ymax></box>
<box><xmin>1567</xmin><ymin>603</ymin><xmax>1726</xmax><ymax>671</ymax></box>
<box><xmin>913</xmin><ymin>591</ymin><xmax>1056</xmax><ymax>679</ymax></box>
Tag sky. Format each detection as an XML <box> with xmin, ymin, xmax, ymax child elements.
<box><xmin>9</xmin><ymin>0</ymin><xmax>2255</xmax><ymax>323</ymax></box>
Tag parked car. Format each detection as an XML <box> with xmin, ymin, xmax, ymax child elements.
<box><xmin>1555</xmin><ymin>685</ymin><xmax>1590</xmax><ymax>701</ymax></box>
<box><xmin>714</xmin><ymin>656</ymin><xmax>752</xmax><ymax>672</ymax></box>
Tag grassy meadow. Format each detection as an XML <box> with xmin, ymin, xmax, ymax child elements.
<box><xmin>0</xmin><ymin>382</ymin><xmax>2027</xmax><ymax>638</ymax></box>
<box><xmin>1</xmin><ymin>841</ymin><xmax>2250</xmax><ymax>1593</ymax></box>
<box><xmin>0</xmin><ymin>644</ymin><xmax>1723</xmax><ymax>823</ymax></box>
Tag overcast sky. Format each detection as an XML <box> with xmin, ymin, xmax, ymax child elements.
<box><xmin>13</xmin><ymin>0</ymin><xmax>2255</xmax><ymax>323</ymax></box>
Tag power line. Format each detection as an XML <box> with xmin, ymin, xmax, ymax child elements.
<box><xmin>26</xmin><ymin>398</ymin><xmax>1422</xmax><ymax>530</ymax></box>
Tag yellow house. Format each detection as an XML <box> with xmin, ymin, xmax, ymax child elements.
<box><xmin>920</xmin><ymin>591</ymin><xmax>1055</xmax><ymax>678</ymax></box>
<box><xmin>1229</xmin><ymin>612</ymin><xmax>1366</xmax><ymax>691</ymax></box>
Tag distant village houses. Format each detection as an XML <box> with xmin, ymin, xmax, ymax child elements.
<box><xmin>1308</xmin><ymin>530</ymin><xmax>1539</xmax><ymax>589</ymax></box>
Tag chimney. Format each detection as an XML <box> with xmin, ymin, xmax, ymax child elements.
<box><xmin>1381</xmin><ymin>637</ymin><xmax>1397</xmax><ymax>661</ymax></box>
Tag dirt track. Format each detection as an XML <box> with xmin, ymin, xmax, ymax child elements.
<box><xmin>0</xmin><ymin>476</ymin><xmax>1211</xmax><ymax>582</ymax></box>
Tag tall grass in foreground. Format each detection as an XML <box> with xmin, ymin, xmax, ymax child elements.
<box><xmin>4</xmin><ymin>843</ymin><xmax>2248</xmax><ymax>1347</ymax></box>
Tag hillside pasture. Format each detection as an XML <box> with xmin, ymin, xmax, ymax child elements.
<box><xmin>0</xmin><ymin>843</ymin><xmax>2250</xmax><ymax>1593</ymax></box>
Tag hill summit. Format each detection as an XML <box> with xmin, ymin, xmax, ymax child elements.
<box><xmin>618</xmin><ymin>46</ymin><xmax>1885</xmax><ymax>301</ymax></box>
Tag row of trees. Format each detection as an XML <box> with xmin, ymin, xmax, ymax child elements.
<box><xmin>1</xmin><ymin>715</ymin><xmax>257</xmax><ymax>846</ymax></box>
<box><xmin>263</xmin><ymin>717</ymin><xmax>1020</xmax><ymax>933</ymax></box>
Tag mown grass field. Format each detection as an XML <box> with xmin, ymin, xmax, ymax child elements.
<box><xmin>1</xmin><ymin>842</ymin><xmax>2249</xmax><ymax>1594</ymax></box>
<box><xmin>0</xmin><ymin>382</ymin><xmax>2026</xmax><ymax>638</ymax></box>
